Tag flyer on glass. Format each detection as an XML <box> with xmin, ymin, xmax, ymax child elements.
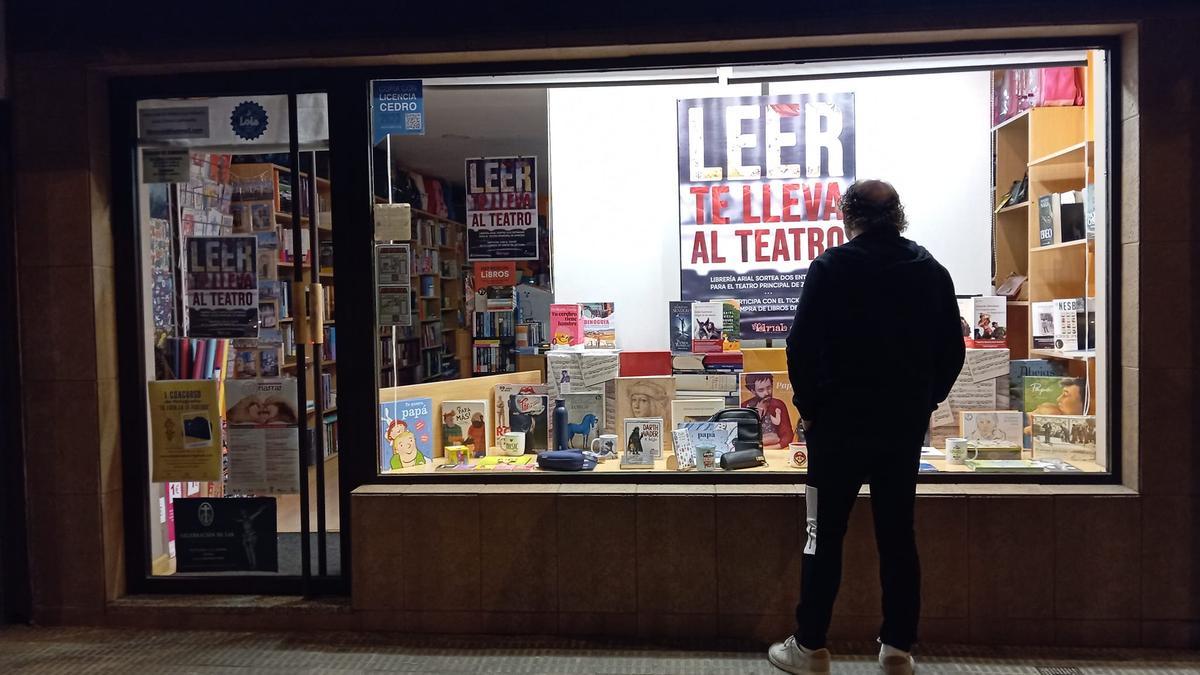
<box><xmin>677</xmin><ymin>93</ymin><xmax>856</xmax><ymax>338</ymax></box>
<box><xmin>149</xmin><ymin>380</ymin><xmax>223</xmax><ymax>482</ymax></box>
<box><xmin>465</xmin><ymin>156</ymin><xmax>538</xmax><ymax>261</ymax></box>
<box><xmin>224</xmin><ymin>378</ymin><xmax>301</xmax><ymax>494</ymax></box>
<box><xmin>185</xmin><ymin>235</ymin><xmax>259</xmax><ymax>338</ymax></box>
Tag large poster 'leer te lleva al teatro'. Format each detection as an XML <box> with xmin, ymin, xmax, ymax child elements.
<box><xmin>677</xmin><ymin>93</ymin><xmax>855</xmax><ymax>338</ymax></box>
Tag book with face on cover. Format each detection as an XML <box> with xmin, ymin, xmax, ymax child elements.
<box><xmin>970</xmin><ymin>296</ymin><xmax>1007</xmax><ymax>348</ymax></box>
<box><xmin>613</xmin><ymin>376</ymin><xmax>676</xmax><ymax>450</ymax></box>
<box><xmin>959</xmin><ymin>410</ymin><xmax>1023</xmax><ymax>444</ymax></box>
<box><xmin>507</xmin><ymin>393</ymin><xmax>550</xmax><ymax>451</ymax></box>
<box><xmin>622</xmin><ymin>417</ymin><xmax>662</xmax><ymax>465</ymax></box>
<box><xmin>379</xmin><ymin>397</ymin><xmax>435</xmax><ymax>472</ymax></box>
<box><xmin>441</xmin><ymin>399</ymin><xmax>490</xmax><ymax>458</ymax></box>
<box><xmin>739</xmin><ymin>371</ymin><xmax>802</xmax><ymax>449</ymax></box>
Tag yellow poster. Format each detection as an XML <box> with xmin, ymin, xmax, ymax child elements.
<box><xmin>149</xmin><ymin>380</ymin><xmax>222</xmax><ymax>482</ymax></box>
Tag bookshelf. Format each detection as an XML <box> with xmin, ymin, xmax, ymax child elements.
<box><xmin>229</xmin><ymin>161</ymin><xmax>339</xmax><ymax>454</ymax></box>
<box><xmin>992</xmin><ymin>99</ymin><xmax>1097</xmax><ymax>412</ymax></box>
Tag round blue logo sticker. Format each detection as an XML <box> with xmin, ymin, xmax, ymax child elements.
<box><xmin>230</xmin><ymin>101</ymin><xmax>268</xmax><ymax>141</ymax></box>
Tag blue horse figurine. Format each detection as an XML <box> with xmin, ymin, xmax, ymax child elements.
<box><xmin>567</xmin><ymin>413</ymin><xmax>598</xmax><ymax>448</ymax></box>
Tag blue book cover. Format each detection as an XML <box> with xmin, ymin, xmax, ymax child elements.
<box><xmin>379</xmin><ymin>397</ymin><xmax>435</xmax><ymax>471</ymax></box>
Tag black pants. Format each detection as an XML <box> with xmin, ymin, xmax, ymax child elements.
<box><xmin>794</xmin><ymin>417</ymin><xmax>925</xmax><ymax>652</ymax></box>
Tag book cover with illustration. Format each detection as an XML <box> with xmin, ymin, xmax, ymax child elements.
<box><xmin>622</xmin><ymin>417</ymin><xmax>662</xmax><ymax>465</ymax></box>
<box><xmin>721</xmin><ymin>300</ymin><xmax>741</xmax><ymax>351</ymax></box>
<box><xmin>494</xmin><ymin>383</ymin><xmax>550</xmax><ymax>437</ymax></box>
<box><xmin>680</xmin><ymin>421</ymin><xmax>738</xmax><ymax>467</ymax></box>
<box><xmin>960</xmin><ymin>410</ymin><xmax>1024</xmax><ymax>444</ymax></box>
<box><xmin>1022</xmin><ymin>375</ymin><xmax>1087</xmax><ymax>416</ymax></box>
<box><xmin>506</xmin><ymin>393</ymin><xmax>550</xmax><ymax>451</ymax></box>
<box><xmin>379</xmin><ymin>397</ymin><xmax>435</xmax><ymax>472</ymax></box>
<box><xmin>670</xmin><ymin>398</ymin><xmax>724</xmax><ymax>426</ymax></box>
<box><xmin>691</xmin><ymin>300</ymin><xmax>724</xmax><ymax>353</ymax></box>
<box><xmin>1030</xmin><ymin>414</ymin><xmax>1097</xmax><ymax>464</ymax></box>
<box><xmin>549</xmin><ymin>303</ymin><xmax>582</xmax><ymax>350</ymax></box>
<box><xmin>668</xmin><ymin>301</ymin><xmax>693</xmax><ymax>353</ymax></box>
<box><xmin>739</xmin><ymin>371</ymin><xmax>803</xmax><ymax>449</ymax></box>
<box><xmin>971</xmin><ymin>296</ymin><xmax>1007</xmax><ymax>348</ymax></box>
<box><xmin>613</xmin><ymin>376</ymin><xmax>676</xmax><ymax>450</ymax></box>
<box><xmin>441</xmin><ymin>399</ymin><xmax>490</xmax><ymax>458</ymax></box>
<box><xmin>563</xmin><ymin>392</ymin><xmax>604</xmax><ymax>450</ymax></box>
<box><xmin>579</xmin><ymin>302</ymin><xmax>616</xmax><ymax>349</ymax></box>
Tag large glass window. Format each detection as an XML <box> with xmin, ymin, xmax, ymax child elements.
<box><xmin>368</xmin><ymin>49</ymin><xmax>1112</xmax><ymax>479</ymax></box>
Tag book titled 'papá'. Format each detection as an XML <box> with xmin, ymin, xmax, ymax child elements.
<box><xmin>668</xmin><ymin>301</ymin><xmax>693</xmax><ymax>353</ymax></box>
<box><xmin>379</xmin><ymin>397</ymin><xmax>435</xmax><ymax>471</ymax></box>
<box><xmin>739</xmin><ymin>371</ymin><xmax>802</xmax><ymax>449</ymax></box>
<box><xmin>622</xmin><ymin>417</ymin><xmax>662</xmax><ymax>465</ymax></box>
<box><xmin>441</xmin><ymin>399</ymin><xmax>490</xmax><ymax>458</ymax></box>
<box><xmin>691</xmin><ymin>300</ymin><xmax>724</xmax><ymax>353</ymax></box>
<box><xmin>549</xmin><ymin>303</ymin><xmax>582</xmax><ymax>350</ymax></box>
<box><xmin>579</xmin><ymin>302</ymin><xmax>617</xmax><ymax>349</ymax></box>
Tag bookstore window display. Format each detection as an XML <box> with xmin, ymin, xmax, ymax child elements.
<box><xmin>133</xmin><ymin>94</ymin><xmax>341</xmax><ymax>578</ymax></box>
<box><xmin>370</xmin><ymin>49</ymin><xmax>1114</xmax><ymax>480</ymax></box>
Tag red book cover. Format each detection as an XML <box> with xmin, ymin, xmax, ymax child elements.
<box><xmin>192</xmin><ymin>339</ymin><xmax>208</xmax><ymax>381</ymax></box>
<box><xmin>620</xmin><ymin>351</ymin><xmax>672</xmax><ymax>377</ymax></box>
<box><xmin>180</xmin><ymin>339</ymin><xmax>192</xmax><ymax>379</ymax></box>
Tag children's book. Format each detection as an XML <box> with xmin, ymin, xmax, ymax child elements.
<box><xmin>680</xmin><ymin>421</ymin><xmax>738</xmax><ymax>470</ymax></box>
<box><xmin>563</xmin><ymin>392</ymin><xmax>604</xmax><ymax>450</ymax></box>
<box><xmin>379</xmin><ymin>397</ymin><xmax>435</xmax><ymax>471</ymax></box>
<box><xmin>670</xmin><ymin>398</ymin><xmax>724</xmax><ymax>426</ymax></box>
<box><xmin>580</xmin><ymin>302</ymin><xmax>617</xmax><ymax>349</ymax></box>
<box><xmin>622</xmin><ymin>417</ymin><xmax>662</xmax><ymax>465</ymax></box>
<box><xmin>1030</xmin><ymin>414</ymin><xmax>1097</xmax><ymax>463</ymax></box>
<box><xmin>970</xmin><ymin>296</ymin><xmax>1008</xmax><ymax>348</ymax></box>
<box><xmin>549</xmin><ymin>303</ymin><xmax>582</xmax><ymax>350</ymax></box>
<box><xmin>739</xmin><ymin>371</ymin><xmax>802</xmax><ymax>449</ymax></box>
<box><xmin>721</xmin><ymin>300</ymin><xmax>741</xmax><ymax>352</ymax></box>
<box><xmin>668</xmin><ymin>301</ymin><xmax>693</xmax><ymax>353</ymax></box>
<box><xmin>691</xmin><ymin>301</ymin><xmax>724</xmax><ymax>353</ymax></box>
<box><xmin>507</xmin><ymin>393</ymin><xmax>550</xmax><ymax>451</ymax></box>
<box><xmin>613</xmin><ymin>376</ymin><xmax>676</xmax><ymax>449</ymax></box>
<box><xmin>494</xmin><ymin>383</ymin><xmax>550</xmax><ymax>437</ymax></box>
<box><xmin>960</xmin><ymin>410</ymin><xmax>1024</xmax><ymax>444</ymax></box>
<box><xmin>441</xmin><ymin>399</ymin><xmax>490</xmax><ymax>458</ymax></box>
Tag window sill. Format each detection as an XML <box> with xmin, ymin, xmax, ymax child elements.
<box><xmin>352</xmin><ymin>483</ymin><xmax>1137</xmax><ymax>497</ymax></box>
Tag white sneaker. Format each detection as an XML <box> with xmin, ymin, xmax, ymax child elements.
<box><xmin>767</xmin><ymin>635</ymin><xmax>831</xmax><ymax>674</ymax></box>
<box><xmin>878</xmin><ymin>643</ymin><xmax>915</xmax><ymax>675</ymax></box>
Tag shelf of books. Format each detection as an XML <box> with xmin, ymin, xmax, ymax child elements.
<box><xmin>229</xmin><ymin>161</ymin><xmax>338</xmax><ymax>455</ymax></box>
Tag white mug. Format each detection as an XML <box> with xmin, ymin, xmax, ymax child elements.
<box><xmin>946</xmin><ymin>437</ymin><xmax>979</xmax><ymax>465</ymax></box>
<box><xmin>590</xmin><ymin>434</ymin><xmax>618</xmax><ymax>459</ymax></box>
<box><xmin>499</xmin><ymin>432</ymin><xmax>526</xmax><ymax>456</ymax></box>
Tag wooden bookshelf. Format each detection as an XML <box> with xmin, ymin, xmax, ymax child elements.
<box><xmin>992</xmin><ymin>105</ymin><xmax>1095</xmax><ymax>361</ymax></box>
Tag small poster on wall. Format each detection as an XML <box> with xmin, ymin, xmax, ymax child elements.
<box><xmin>465</xmin><ymin>156</ymin><xmax>538</xmax><ymax>261</ymax></box>
<box><xmin>174</xmin><ymin>497</ymin><xmax>278</xmax><ymax>573</ymax></box>
<box><xmin>149</xmin><ymin>380</ymin><xmax>223</xmax><ymax>482</ymax></box>
<box><xmin>184</xmin><ymin>235</ymin><xmax>259</xmax><ymax>338</ymax></box>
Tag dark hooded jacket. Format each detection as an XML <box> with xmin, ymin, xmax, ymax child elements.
<box><xmin>785</xmin><ymin>228</ymin><xmax>965</xmax><ymax>430</ymax></box>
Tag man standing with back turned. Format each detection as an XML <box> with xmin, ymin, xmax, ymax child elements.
<box><xmin>769</xmin><ymin>180</ymin><xmax>965</xmax><ymax>675</ymax></box>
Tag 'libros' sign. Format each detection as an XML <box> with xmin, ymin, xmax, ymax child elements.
<box><xmin>677</xmin><ymin>93</ymin><xmax>855</xmax><ymax>337</ymax></box>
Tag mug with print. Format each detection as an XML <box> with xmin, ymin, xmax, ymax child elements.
<box><xmin>499</xmin><ymin>431</ymin><xmax>526</xmax><ymax>456</ymax></box>
<box><xmin>590</xmin><ymin>434</ymin><xmax>618</xmax><ymax>460</ymax></box>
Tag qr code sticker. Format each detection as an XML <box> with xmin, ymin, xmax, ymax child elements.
<box><xmin>404</xmin><ymin>113</ymin><xmax>422</xmax><ymax>130</ymax></box>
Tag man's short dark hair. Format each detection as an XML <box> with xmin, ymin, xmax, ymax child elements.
<box><xmin>840</xmin><ymin>179</ymin><xmax>908</xmax><ymax>234</ymax></box>
<box><xmin>744</xmin><ymin>373</ymin><xmax>774</xmax><ymax>391</ymax></box>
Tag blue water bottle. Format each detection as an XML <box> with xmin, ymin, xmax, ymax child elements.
<box><xmin>553</xmin><ymin>398</ymin><xmax>570</xmax><ymax>451</ymax></box>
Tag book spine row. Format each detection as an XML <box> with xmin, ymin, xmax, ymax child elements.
<box><xmin>472</xmin><ymin>339</ymin><xmax>515</xmax><ymax>374</ymax></box>
<box><xmin>161</xmin><ymin>337</ymin><xmax>230</xmax><ymax>381</ymax></box>
<box><xmin>474</xmin><ymin>310</ymin><xmax>515</xmax><ymax>338</ymax></box>
<box><xmin>421</xmin><ymin>322</ymin><xmax>443</xmax><ymax>349</ymax></box>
